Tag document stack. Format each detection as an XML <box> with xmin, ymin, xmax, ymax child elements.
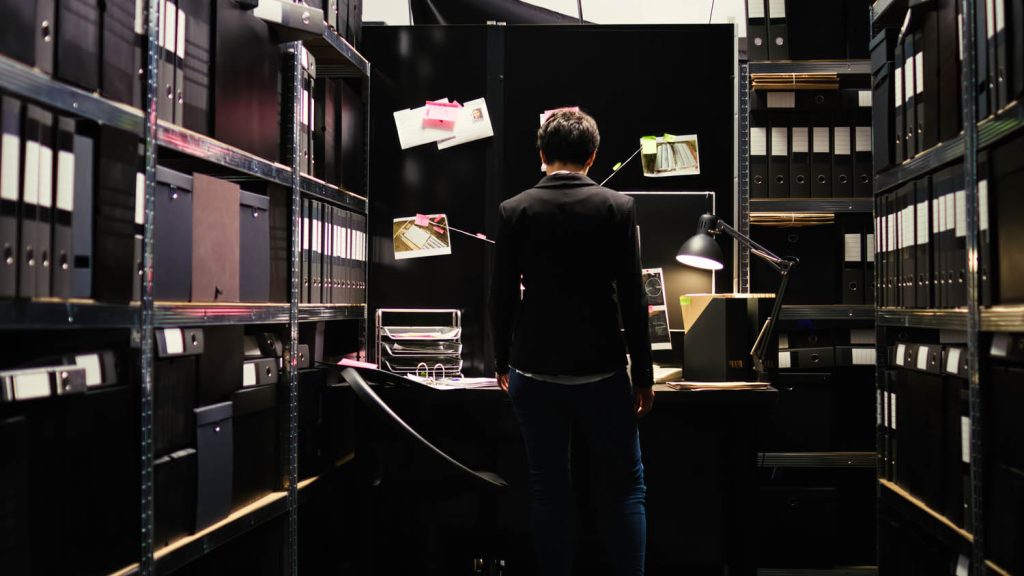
<box><xmin>375</xmin><ymin>309</ymin><xmax>464</xmax><ymax>379</ymax></box>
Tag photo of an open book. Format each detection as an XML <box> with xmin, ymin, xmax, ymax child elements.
<box><xmin>393</xmin><ymin>214</ymin><xmax>452</xmax><ymax>259</ymax></box>
<box><xmin>640</xmin><ymin>134</ymin><xmax>701</xmax><ymax>177</ymax></box>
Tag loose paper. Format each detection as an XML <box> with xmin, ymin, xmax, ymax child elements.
<box><xmin>393</xmin><ymin>98</ymin><xmax>454</xmax><ymax>150</ymax></box>
<box><xmin>437</xmin><ymin>98</ymin><xmax>495</xmax><ymax>150</ymax></box>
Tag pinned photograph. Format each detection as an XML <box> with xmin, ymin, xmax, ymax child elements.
<box><xmin>393</xmin><ymin>214</ymin><xmax>452</xmax><ymax>259</ymax></box>
<box><xmin>640</xmin><ymin>134</ymin><xmax>701</xmax><ymax>177</ymax></box>
<box><xmin>642</xmin><ymin>267</ymin><xmax>672</xmax><ymax>350</ymax></box>
<box><xmin>437</xmin><ymin>97</ymin><xmax>494</xmax><ymax>150</ymax></box>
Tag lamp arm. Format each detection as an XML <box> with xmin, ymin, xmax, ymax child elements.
<box><xmin>713</xmin><ymin>220</ymin><xmax>790</xmax><ymax>273</ymax></box>
<box><xmin>749</xmin><ymin>266</ymin><xmax>793</xmax><ymax>382</ymax></box>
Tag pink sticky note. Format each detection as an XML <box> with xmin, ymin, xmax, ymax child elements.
<box><xmin>423</xmin><ymin>101</ymin><xmax>462</xmax><ymax>129</ymax></box>
<box><xmin>432</xmin><ymin>225</ymin><xmax>445</xmax><ymax>234</ymax></box>
<box><xmin>415</xmin><ymin>214</ymin><xmax>429</xmax><ymax>226</ymax></box>
<box><xmin>338</xmin><ymin>358</ymin><xmax>378</xmax><ymax>370</ymax></box>
<box><xmin>476</xmin><ymin>233</ymin><xmax>488</xmax><ymax>240</ymax></box>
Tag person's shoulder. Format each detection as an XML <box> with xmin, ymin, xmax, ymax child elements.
<box><xmin>593</xmin><ymin>185</ymin><xmax>635</xmax><ymax>210</ymax></box>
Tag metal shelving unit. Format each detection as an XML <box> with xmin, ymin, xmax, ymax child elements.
<box><xmin>875</xmin><ymin>100</ymin><xmax>1024</xmax><ymax>193</ymax></box>
<box><xmin>750</xmin><ymin>198</ymin><xmax>874</xmax><ymax>214</ymax></box>
<box><xmin>0</xmin><ymin>4</ymin><xmax>371</xmax><ymax>575</ymax></box>
<box><xmin>878</xmin><ymin>479</ymin><xmax>974</xmax><ymax>547</ymax></box>
<box><xmin>758</xmin><ymin>568</ymin><xmax>877</xmax><ymax>576</ymax></box>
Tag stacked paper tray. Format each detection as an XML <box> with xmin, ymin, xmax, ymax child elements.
<box><xmin>376</xmin><ymin>309</ymin><xmax>463</xmax><ymax>379</ymax></box>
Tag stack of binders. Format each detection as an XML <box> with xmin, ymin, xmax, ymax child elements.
<box><xmin>299</xmin><ymin>198</ymin><xmax>367</xmax><ymax>305</ymax></box>
<box><xmin>746</xmin><ymin>0</ymin><xmax>870</xmax><ymax>61</ymax></box>
<box><xmin>750</xmin><ymin>89</ymin><xmax>872</xmax><ymax>199</ymax></box>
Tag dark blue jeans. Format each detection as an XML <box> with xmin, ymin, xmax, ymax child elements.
<box><xmin>508</xmin><ymin>370</ymin><xmax>647</xmax><ymax>576</ymax></box>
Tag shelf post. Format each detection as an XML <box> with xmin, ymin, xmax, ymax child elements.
<box><xmin>958</xmin><ymin>0</ymin><xmax>984</xmax><ymax>572</ymax></box>
<box><xmin>138</xmin><ymin>0</ymin><xmax>162</xmax><ymax>573</ymax></box>
<box><xmin>286</xmin><ymin>42</ymin><xmax>303</xmax><ymax>576</ymax></box>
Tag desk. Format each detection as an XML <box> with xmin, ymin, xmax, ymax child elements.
<box><xmin>350</xmin><ymin>374</ymin><xmax>776</xmax><ymax>575</ymax></box>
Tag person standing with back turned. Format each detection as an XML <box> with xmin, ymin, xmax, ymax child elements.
<box><xmin>490</xmin><ymin>109</ymin><xmax>655</xmax><ymax>576</ymax></box>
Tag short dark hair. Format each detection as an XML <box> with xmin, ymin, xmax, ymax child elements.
<box><xmin>536</xmin><ymin>109</ymin><xmax>600</xmax><ymax>166</ymax></box>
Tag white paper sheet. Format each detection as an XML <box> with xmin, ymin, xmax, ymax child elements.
<box><xmin>437</xmin><ymin>98</ymin><xmax>494</xmax><ymax>150</ymax></box>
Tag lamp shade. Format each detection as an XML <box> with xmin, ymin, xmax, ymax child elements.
<box><xmin>676</xmin><ymin>231</ymin><xmax>724</xmax><ymax>270</ymax></box>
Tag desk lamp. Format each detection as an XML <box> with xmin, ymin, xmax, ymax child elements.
<box><xmin>675</xmin><ymin>213</ymin><xmax>799</xmax><ymax>382</ymax></box>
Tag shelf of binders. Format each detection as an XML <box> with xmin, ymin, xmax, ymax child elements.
<box><xmin>877</xmin><ymin>306</ymin><xmax>1024</xmax><ymax>332</ymax></box>
<box><xmin>0</xmin><ymin>301</ymin><xmax>366</xmax><ymax>330</ymax></box>
<box><xmin>759</xmin><ymin>451</ymin><xmax>877</xmax><ymax>468</ymax></box>
<box><xmin>878</xmin><ymin>479</ymin><xmax>974</xmax><ymax>549</ymax></box>
<box><xmin>304</xmin><ymin>27</ymin><xmax>371</xmax><ymax>79</ymax></box>
<box><xmin>875</xmin><ymin>99</ymin><xmax>1024</xmax><ymax>194</ymax></box>
<box><xmin>750</xmin><ymin>198</ymin><xmax>873</xmax><ymax>213</ymax></box>
<box><xmin>110</xmin><ymin>454</ymin><xmax>353</xmax><ymax>576</ymax></box>
<box><xmin>780</xmin><ymin>305</ymin><xmax>875</xmax><ymax>321</ymax></box>
<box><xmin>870</xmin><ymin>0</ymin><xmax>906</xmax><ymax>31</ymax></box>
<box><xmin>0</xmin><ymin>52</ymin><xmax>369</xmax><ymax>215</ymax></box>
<box><xmin>748</xmin><ymin>60</ymin><xmax>872</xmax><ymax>75</ymax></box>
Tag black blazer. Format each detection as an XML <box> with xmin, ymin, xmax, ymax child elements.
<box><xmin>490</xmin><ymin>172</ymin><xmax>653</xmax><ymax>388</ymax></box>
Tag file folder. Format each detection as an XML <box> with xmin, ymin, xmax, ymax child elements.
<box><xmin>180</xmin><ymin>0</ymin><xmax>209</xmax><ymax>132</ymax></box>
<box><xmin>231</xmin><ymin>383</ymin><xmax>280</xmax><ymax>508</ymax></box>
<box><xmin>1011</xmin><ymin>0</ymin><xmax>1024</xmax><ymax>100</ymax></box>
<box><xmin>310</xmin><ymin>201</ymin><xmax>321</xmax><ymax>304</ymax></box>
<box><xmin>52</xmin><ymin>116</ymin><xmax>75</xmax><ymax>299</ymax></box>
<box><xmin>843</xmin><ymin>230</ymin><xmax>864</xmax><ymax>304</ymax></box>
<box><xmin>300</xmin><ymin>198</ymin><xmax>309</xmax><ymax>303</ymax></box>
<box><xmin>976</xmin><ymin>0</ymin><xmax>990</xmax><ymax>119</ymax></box>
<box><xmin>0</xmin><ymin>97</ymin><xmax>21</xmax><ymax>298</ymax></box>
<box><xmin>56</xmin><ymin>0</ymin><xmax>101</xmax><ymax>91</ymax></box>
<box><xmin>94</xmin><ymin>126</ymin><xmax>137</xmax><ymax>302</ymax></box>
<box><xmin>100</xmin><ymin>0</ymin><xmax>137</xmax><ymax>107</ymax></box>
<box><xmin>35</xmin><ymin>109</ymin><xmax>55</xmax><ymax>298</ymax></box>
<box><xmin>876</xmin><ymin>200</ymin><xmax>886</xmax><ymax>306</ymax></box>
<box><xmin>158</xmin><ymin>0</ymin><xmax>176</xmax><ymax>122</ymax></box>
<box><xmin>899</xmin><ymin>184</ymin><xmax>916</xmax><ymax>307</ymax></box>
<box><xmin>978</xmin><ymin>153</ymin><xmax>991</xmax><ymax>307</ymax></box>
<box><xmin>770</xmin><ymin>126</ymin><xmax>789</xmax><ymax>198</ymax></box>
<box><xmin>322</xmin><ymin>203</ymin><xmax>332</xmax><ymax>304</ymax></box>
<box><xmin>832</xmin><ymin>125</ymin><xmax>853</xmax><ymax>197</ymax></box>
<box><xmin>991</xmin><ymin>136</ymin><xmax>1024</xmax><ymax>303</ymax></box>
<box><xmin>894</xmin><ymin>52</ymin><xmax>905</xmax><ymax>164</ymax></box>
<box><xmin>195</xmin><ymin>401</ymin><xmax>233</xmax><ymax>532</ymax></box>
<box><xmin>854</xmin><ymin>126</ymin><xmax>872</xmax><ymax>197</ymax></box>
<box><xmin>994</xmin><ymin>0</ymin><xmax>1008</xmax><ymax>108</ymax></box>
<box><xmin>903</xmin><ymin>33</ymin><xmax>917</xmax><ymax>158</ymax></box>
<box><xmin>19</xmin><ymin>105</ymin><xmax>43</xmax><ymax>299</ymax></box>
<box><xmin>174</xmin><ymin>3</ymin><xmax>186</xmax><ymax>124</ymax></box>
<box><xmin>239</xmin><ymin>189</ymin><xmax>270</xmax><ymax>303</ymax></box>
<box><xmin>154</xmin><ymin>167</ymin><xmax>193</xmax><ymax>301</ymax></box>
<box><xmin>872</xmin><ymin>62</ymin><xmax>894</xmax><ymax>175</ymax></box>
<box><xmin>915</xmin><ymin>177</ymin><xmax>931</xmax><ymax>308</ymax></box>
<box><xmin>790</xmin><ymin>127</ymin><xmax>811</xmax><ymax>197</ymax></box>
<box><xmin>937</xmin><ymin>0</ymin><xmax>961</xmax><ymax>142</ymax></box>
<box><xmin>919</xmin><ymin>10</ymin><xmax>940</xmax><ymax>151</ymax></box>
<box><xmin>192</xmin><ymin>173</ymin><xmax>240</xmax><ymax>302</ymax></box>
<box><xmin>69</xmin><ymin>127</ymin><xmax>93</xmax><ymax>299</ymax></box>
<box><xmin>132</xmin><ymin>169</ymin><xmax>144</xmax><ymax>302</ymax></box>
<box><xmin>750</xmin><ymin>126</ymin><xmax>768</xmax><ymax>199</ymax></box>
<box><xmin>132</xmin><ymin>0</ymin><xmax>146</xmax><ymax>109</ymax></box>
<box><xmin>197</xmin><ymin>326</ymin><xmax>243</xmax><ymax>404</ymax></box>
<box><xmin>35</xmin><ymin>0</ymin><xmax>56</xmax><ymax>74</ymax></box>
<box><xmin>767</xmin><ymin>0</ymin><xmax>788</xmax><ymax>60</ymax></box>
<box><xmin>986</xmin><ymin>0</ymin><xmax>1000</xmax><ymax>114</ymax></box>
<box><xmin>953</xmin><ymin>181</ymin><xmax>967</xmax><ymax>308</ymax></box>
<box><xmin>811</xmin><ymin>126</ymin><xmax>831</xmax><ymax>198</ymax></box>
<box><xmin>314</xmin><ymin>78</ymin><xmax>339</xmax><ymax>185</ymax></box>
<box><xmin>931</xmin><ymin>169</ymin><xmax>947</xmax><ymax>308</ymax></box>
<box><xmin>0</xmin><ymin>0</ymin><xmax>36</xmax><ymax>67</ymax></box>
<box><xmin>865</xmin><ymin>229</ymin><xmax>875</xmax><ymax>305</ymax></box>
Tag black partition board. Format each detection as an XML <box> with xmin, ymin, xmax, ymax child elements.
<box><xmin>364</xmin><ymin>25</ymin><xmax>735</xmax><ymax>375</ymax></box>
<box><xmin>622</xmin><ymin>192</ymin><xmax>714</xmax><ymax>364</ymax></box>
<box><xmin>364</xmin><ymin>26</ymin><xmax>491</xmax><ymax>375</ymax></box>
<box><xmin>501</xmin><ymin>24</ymin><xmax>736</xmax><ymax>291</ymax></box>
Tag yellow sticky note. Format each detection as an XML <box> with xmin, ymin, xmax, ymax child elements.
<box><xmin>663</xmin><ymin>133</ymin><xmax>676</xmax><ymax>142</ymax></box>
<box><xmin>640</xmin><ymin>136</ymin><xmax>657</xmax><ymax>155</ymax></box>
<box><xmin>679</xmin><ymin>295</ymin><xmax>691</xmax><ymax>306</ymax></box>
<box><xmin>612</xmin><ymin>162</ymin><xmax>623</xmax><ymax>171</ymax></box>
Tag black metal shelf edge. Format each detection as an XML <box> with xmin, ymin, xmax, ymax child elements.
<box><xmin>0</xmin><ymin>300</ymin><xmax>139</xmax><ymax>329</ymax></box>
<box><xmin>759</xmin><ymin>451</ymin><xmax>876</xmax><ymax>468</ymax></box>
<box><xmin>871</xmin><ymin>0</ymin><xmax>902</xmax><ymax>25</ymax></box>
<box><xmin>0</xmin><ymin>302</ymin><xmax>366</xmax><ymax>329</ymax></box>
<box><xmin>299</xmin><ymin>175</ymin><xmax>368</xmax><ymax>212</ymax></box>
<box><xmin>304</xmin><ymin>28</ymin><xmax>370</xmax><ymax>78</ymax></box>
<box><xmin>876</xmin><ymin>308</ymin><xmax>968</xmax><ymax>330</ymax></box>
<box><xmin>748</xmin><ymin>60</ymin><xmax>872</xmax><ymax>75</ymax></box>
<box><xmin>157</xmin><ymin>123</ymin><xmax>293</xmax><ymax>187</ymax></box>
<box><xmin>875</xmin><ymin>100</ymin><xmax>1024</xmax><ymax>193</ymax></box>
<box><xmin>780</xmin><ymin>305</ymin><xmax>875</xmax><ymax>320</ymax></box>
<box><xmin>750</xmin><ymin>198</ymin><xmax>873</xmax><ymax>213</ymax></box>
<box><xmin>0</xmin><ymin>54</ymin><xmax>143</xmax><ymax>134</ymax></box>
<box><xmin>154</xmin><ymin>303</ymin><xmax>366</xmax><ymax>326</ymax></box>
<box><xmin>878</xmin><ymin>479</ymin><xmax>974</xmax><ymax>550</ymax></box>
<box><xmin>758</xmin><ymin>568</ymin><xmax>877</xmax><ymax>576</ymax></box>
